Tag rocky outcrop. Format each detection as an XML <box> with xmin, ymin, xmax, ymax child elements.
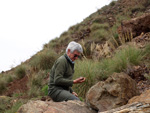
<box><xmin>17</xmin><ymin>100</ymin><xmax>96</xmax><ymax>113</ymax></box>
<box><xmin>86</xmin><ymin>72</ymin><xmax>139</xmax><ymax>112</ymax></box>
<box><xmin>100</xmin><ymin>89</ymin><xmax>150</xmax><ymax>113</ymax></box>
<box><xmin>100</xmin><ymin>102</ymin><xmax>150</xmax><ymax>113</ymax></box>
<box><xmin>128</xmin><ymin>89</ymin><xmax>150</xmax><ymax>104</ymax></box>
<box><xmin>118</xmin><ymin>13</ymin><xmax>150</xmax><ymax>38</ymax></box>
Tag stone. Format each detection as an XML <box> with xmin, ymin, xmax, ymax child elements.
<box><xmin>86</xmin><ymin>72</ymin><xmax>139</xmax><ymax>112</ymax></box>
<box><xmin>100</xmin><ymin>90</ymin><xmax>150</xmax><ymax>113</ymax></box>
<box><xmin>128</xmin><ymin>89</ymin><xmax>150</xmax><ymax>104</ymax></box>
<box><xmin>17</xmin><ymin>100</ymin><xmax>97</xmax><ymax>113</ymax></box>
<box><xmin>100</xmin><ymin>102</ymin><xmax>150</xmax><ymax>113</ymax></box>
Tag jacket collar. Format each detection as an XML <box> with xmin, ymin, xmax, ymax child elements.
<box><xmin>64</xmin><ymin>54</ymin><xmax>75</xmax><ymax>64</ymax></box>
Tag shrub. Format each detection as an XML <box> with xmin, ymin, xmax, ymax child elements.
<box><xmin>90</xmin><ymin>29</ymin><xmax>109</xmax><ymax>41</ymax></box>
<box><xmin>91</xmin><ymin>23</ymin><xmax>109</xmax><ymax>31</ymax></box>
<box><xmin>131</xmin><ymin>5</ymin><xmax>145</xmax><ymax>13</ymax></box>
<box><xmin>29</xmin><ymin>71</ymin><xmax>47</xmax><ymax>87</ymax></box>
<box><xmin>30</xmin><ymin>49</ymin><xmax>58</xmax><ymax>70</ymax></box>
<box><xmin>110</xmin><ymin>1</ymin><xmax>116</xmax><ymax>7</ymax></box>
<box><xmin>0</xmin><ymin>80</ymin><xmax>7</xmax><ymax>94</ymax></box>
<box><xmin>116</xmin><ymin>14</ymin><xmax>130</xmax><ymax>23</ymax></box>
<box><xmin>143</xmin><ymin>43</ymin><xmax>150</xmax><ymax>56</ymax></box>
<box><xmin>92</xmin><ymin>16</ymin><xmax>107</xmax><ymax>23</ymax></box>
<box><xmin>45</xmin><ymin>37</ymin><xmax>59</xmax><ymax>48</ymax></box>
<box><xmin>27</xmin><ymin>86</ymin><xmax>42</xmax><ymax>98</ymax></box>
<box><xmin>0</xmin><ymin>73</ymin><xmax>17</xmax><ymax>94</ymax></box>
<box><xmin>73</xmin><ymin>60</ymin><xmax>99</xmax><ymax>98</ymax></box>
<box><xmin>27</xmin><ymin>70</ymin><xmax>48</xmax><ymax>97</ymax></box>
<box><xmin>0</xmin><ymin>96</ymin><xmax>12</xmax><ymax>113</ymax></box>
<box><xmin>5</xmin><ymin>100</ymin><xmax>25</xmax><ymax>113</ymax></box>
<box><xmin>5</xmin><ymin>74</ymin><xmax>17</xmax><ymax>83</ymax></box>
<box><xmin>15</xmin><ymin>66</ymin><xmax>26</xmax><ymax>79</ymax></box>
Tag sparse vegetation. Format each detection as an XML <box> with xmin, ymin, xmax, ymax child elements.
<box><xmin>0</xmin><ymin>73</ymin><xmax>17</xmax><ymax>94</ymax></box>
<box><xmin>30</xmin><ymin>49</ymin><xmax>58</xmax><ymax>70</ymax></box>
<box><xmin>110</xmin><ymin>1</ymin><xmax>117</xmax><ymax>7</ymax></box>
<box><xmin>90</xmin><ymin>29</ymin><xmax>109</xmax><ymax>41</ymax></box>
<box><xmin>91</xmin><ymin>23</ymin><xmax>109</xmax><ymax>31</ymax></box>
<box><xmin>27</xmin><ymin>70</ymin><xmax>48</xmax><ymax>98</ymax></box>
<box><xmin>131</xmin><ymin>5</ymin><xmax>145</xmax><ymax>13</ymax></box>
<box><xmin>0</xmin><ymin>80</ymin><xmax>7</xmax><ymax>94</ymax></box>
<box><xmin>5</xmin><ymin>101</ymin><xmax>24</xmax><ymax>113</ymax></box>
<box><xmin>0</xmin><ymin>96</ymin><xmax>12</xmax><ymax>113</ymax></box>
<box><xmin>15</xmin><ymin>66</ymin><xmax>26</xmax><ymax>79</ymax></box>
<box><xmin>116</xmin><ymin>14</ymin><xmax>131</xmax><ymax>23</ymax></box>
<box><xmin>143</xmin><ymin>42</ymin><xmax>150</xmax><ymax>56</ymax></box>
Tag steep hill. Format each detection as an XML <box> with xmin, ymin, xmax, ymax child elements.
<box><xmin>0</xmin><ymin>0</ymin><xmax>150</xmax><ymax>112</ymax></box>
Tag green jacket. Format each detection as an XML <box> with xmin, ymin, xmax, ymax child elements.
<box><xmin>48</xmin><ymin>54</ymin><xmax>74</xmax><ymax>96</ymax></box>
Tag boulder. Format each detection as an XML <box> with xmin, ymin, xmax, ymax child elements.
<box><xmin>86</xmin><ymin>72</ymin><xmax>138</xmax><ymax>112</ymax></box>
<box><xmin>17</xmin><ymin>100</ymin><xmax>97</xmax><ymax>113</ymax></box>
<box><xmin>100</xmin><ymin>102</ymin><xmax>150</xmax><ymax>113</ymax></box>
<box><xmin>100</xmin><ymin>89</ymin><xmax>150</xmax><ymax>113</ymax></box>
<box><xmin>128</xmin><ymin>89</ymin><xmax>150</xmax><ymax>104</ymax></box>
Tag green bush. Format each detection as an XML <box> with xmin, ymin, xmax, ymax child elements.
<box><xmin>15</xmin><ymin>66</ymin><xmax>26</xmax><ymax>79</ymax></box>
<box><xmin>30</xmin><ymin>49</ymin><xmax>58</xmax><ymax>70</ymax></box>
<box><xmin>73</xmin><ymin>60</ymin><xmax>99</xmax><ymax>98</ymax></box>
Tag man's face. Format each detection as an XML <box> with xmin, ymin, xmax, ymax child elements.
<box><xmin>67</xmin><ymin>49</ymin><xmax>80</xmax><ymax>62</ymax></box>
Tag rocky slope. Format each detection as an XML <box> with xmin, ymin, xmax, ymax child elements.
<box><xmin>0</xmin><ymin>0</ymin><xmax>150</xmax><ymax>113</ymax></box>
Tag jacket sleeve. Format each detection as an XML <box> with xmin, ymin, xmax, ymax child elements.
<box><xmin>54</xmin><ymin>59</ymin><xmax>73</xmax><ymax>87</ymax></box>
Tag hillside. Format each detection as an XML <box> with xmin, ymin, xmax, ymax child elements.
<box><xmin>0</xmin><ymin>0</ymin><xmax>150</xmax><ymax>112</ymax></box>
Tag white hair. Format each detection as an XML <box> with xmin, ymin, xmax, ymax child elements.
<box><xmin>66</xmin><ymin>41</ymin><xmax>83</xmax><ymax>53</ymax></box>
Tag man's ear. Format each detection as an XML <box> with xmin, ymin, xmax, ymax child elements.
<box><xmin>67</xmin><ymin>49</ymin><xmax>70</xmax><ymax>54</ymax></box>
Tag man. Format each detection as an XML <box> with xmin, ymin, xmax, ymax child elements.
<box><xmin>48</xmin><ymin>41</ymin><xmax>86</xmax><ymax>102</ymax></box>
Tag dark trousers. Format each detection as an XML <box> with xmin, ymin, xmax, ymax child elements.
<box><xmin>50</xmin><ymin>89</ymin><xmax>80</xmax><ymax>102</ymax></box>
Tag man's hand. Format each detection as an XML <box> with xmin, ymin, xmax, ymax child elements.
<box><xmin>72</xmin><ymin>92</ymin><xmax>78</xmax><ymax>97</ymax></box>
<box><xmin>73</xmin><ymin>77</ymin><xmax>86</xmax><ymax>84</ymax></box>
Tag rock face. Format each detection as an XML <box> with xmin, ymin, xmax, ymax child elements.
<box><xmin>100</xmin><ymin>102</ymin><xmax>150</xmax><ymax>113</ymax></box>
<box><xmin>17</xmin><ymin>100</ymin><xmax>97</xmax><ymax>113</ymax></box>
<box><xmin>118</xmin><ymin>13</ymin><xmax>150</xmax><ymax>38</ymax></box>
<box><xmin>86</xmin><ymin>72</ymin><xmax>138</xmax><ymax>112</ymax></box>
<box><xmin>100</xmin><ymin>89</ymin><xmax>150</xmax><ymax>113</ymax></box>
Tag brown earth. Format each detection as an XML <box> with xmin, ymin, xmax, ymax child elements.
<box><xmin>3</xmin><ymin>76</ymin><xmax>29</xmax><ymax>97</ymax></box>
